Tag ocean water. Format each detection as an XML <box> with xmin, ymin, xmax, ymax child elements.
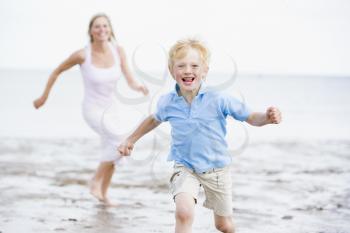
<box><xmin>1</xmin><ymin>69</ymin><xmax>350</xmax><ymax>140</ymax></box>
<box><xmin>1</xmin><ymin>69</ymin><xmax>350</xmax><ymax>233</ymax></box>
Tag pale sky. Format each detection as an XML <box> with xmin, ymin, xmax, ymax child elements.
<box><xmin>0</xmin><ymin>0</ymin><xmax>349</xmax><ymax>75</ymax></box>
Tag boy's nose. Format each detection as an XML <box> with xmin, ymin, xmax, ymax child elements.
<box><xmin>184</xmin><ymin>66</ymin><xmax>192</xmax><ymax>73</ymax></box>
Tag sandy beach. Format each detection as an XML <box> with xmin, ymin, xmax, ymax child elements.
<box><xmin>1</xmin><ymin>71</ymin><xmax>350</xmax><ymax>232</ymax></box>
<box><xmin>1</xmin><ymin>137</ymin><xmax>349</xmax><ymax>233</ymax></box>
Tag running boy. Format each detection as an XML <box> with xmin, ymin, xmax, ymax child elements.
<box><xmin>118</xmin><ymin>38</ymin><xmax>282</xmax><ymax>233</ymax></box>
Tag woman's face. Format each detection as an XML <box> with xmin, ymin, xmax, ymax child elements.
<box><xmin>90</xmin><ymin>16</ymin><xmax>112</xmax><ymax>42</ymax></box>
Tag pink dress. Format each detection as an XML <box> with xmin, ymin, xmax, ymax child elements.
<box><xmin>80</xmin><ymin>43</ymin><xmax>123</xmax><ymax>163</ymax></box>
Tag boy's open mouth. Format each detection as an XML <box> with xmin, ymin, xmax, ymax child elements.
<box><xmin>182</xmin><ymin>77</ymin><xmax>195</xmax><ymax>85</ymax></box>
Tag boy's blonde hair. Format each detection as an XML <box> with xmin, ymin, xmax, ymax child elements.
<box><xmin>168</xmin><ymin>38</ymin><xmax>210</xmax><ymax>71</ymax></box>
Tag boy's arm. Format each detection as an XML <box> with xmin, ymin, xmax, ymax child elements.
<box><xmin>118</xmin><ymin>115</ymin><xmax>161</xmax><ymax>156</ymax></box>
<box><xmin>246</xmin><ymin>106</ymin><xmax>282</xmax><ymax>126</ymax></box>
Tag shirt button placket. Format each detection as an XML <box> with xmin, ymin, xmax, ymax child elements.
<box><xmin>189</xmin><ymin>98</ymin><xmax>196</xmax><ymax>119</ymax></box>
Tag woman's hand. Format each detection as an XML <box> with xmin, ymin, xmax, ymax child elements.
<box><xmin>137</xmin><ymin>84</ymin><xmax>149</xmax><ymax>96</ymax></box>
<box><xmin>33</xmin><ymin>96</ymin><xmax>47</xmax><ymax>109</ymax></box>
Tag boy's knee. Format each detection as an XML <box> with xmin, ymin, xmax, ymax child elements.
<box><xmin>215</xmin><ymin>221</ymin><xmax>234</xmax><ymax>233</ymax></box>
<box><xmin>175</xmin><ymin>207</ymin><xmax>194</xmax><ymax>223</ymax></box>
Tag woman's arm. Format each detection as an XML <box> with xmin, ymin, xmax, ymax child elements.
<box><xmin>33</xmin><ymin>50</ymin><xmax>85</xmax><ymax>109</ymax></box>
<box><xmin>117</xmin><ymin>45</ymin><xmax>149</xmax><ymax>95</ymax></box>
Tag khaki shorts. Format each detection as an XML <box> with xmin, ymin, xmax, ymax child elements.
<box><xmin>169</xmin><ymin>163</ymin><xmax>233</xmax><ymax>217</ymax></box>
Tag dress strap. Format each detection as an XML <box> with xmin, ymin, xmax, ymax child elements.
<box><xmin>108</xmin><ymin>42</ymin><xmax>120</xmax><ymax>65</ymax></box>
<box><xmin>80</xmin><ymin>44</ymin><xmax>91</xmax><ymax>68</ymax></box>
<box><xmin>85</xmin><ymin>44</ymin><xmax>92</xmax><ymax>64</ymax></box>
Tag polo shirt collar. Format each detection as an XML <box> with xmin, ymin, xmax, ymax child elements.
<box><xmin>173</xmin><ymin>82</ymin><xmax>209</xmax><ymax>97</ymax></box>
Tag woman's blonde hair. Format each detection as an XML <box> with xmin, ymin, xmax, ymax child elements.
<box><xmin>168</xmin><ymin>38</ymin><xmax>210</xmax><ymax>70</ymax></box>
<box><xmin>88</xmin><ymin>13</ymin><xmax>116</xmax><ymax>43</ymax></box>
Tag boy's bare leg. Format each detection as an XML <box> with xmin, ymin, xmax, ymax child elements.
<box><xmin>175</xmin><ymin>193</ymin><xmax>196</xmax><ymax>233</ymax></box>
<box><xmin>214</xmin><ymin>214</ymin><xmax>235</xmax><ymax>233</ymax></box>
<box><xmin>90</xmin><ymin>161</ymin><xmax>115</xmax><ymax>204</ymax></box>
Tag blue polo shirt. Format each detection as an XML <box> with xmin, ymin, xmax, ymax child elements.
<box><xmin>154</xmin><ymin>84</ymin><xmax>251</xmax><ymax>173</ymax></box>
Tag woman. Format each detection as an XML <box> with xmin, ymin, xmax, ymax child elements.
<box><xmin>33</xmin><ymin>13</ymin><xmax>148</xmax><ymax>205</ymax></box>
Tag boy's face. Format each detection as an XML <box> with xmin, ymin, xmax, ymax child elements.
<box><xmin>170</xmin><ymin>48</ymin><xmax>208</xmax><ymax>94</ymax></box>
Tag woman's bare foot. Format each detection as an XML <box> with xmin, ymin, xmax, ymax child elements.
<box><xmin>89</xmin><ymin>180</ymin><xmax>104</xmax><ymax>201</ymax></box>
<box><xmin>100</xmin><ymin>197</ymin><xmax>118</xmax><ymax>207</ymax></box>
<box><xmin>90</xmin><ymin>181</ymin><xmax>117</xmax><ymax>207</ymax></box>
<box><xmin>90</xmin><ymin>162</ymin><xmax>116</xmax><ymax>206</ymax></box>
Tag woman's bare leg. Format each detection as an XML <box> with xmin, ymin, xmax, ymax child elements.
<box><xmin>90</xmin><ymin>161</ymin><xmax>115</xmax><ymax>204</ymax></box>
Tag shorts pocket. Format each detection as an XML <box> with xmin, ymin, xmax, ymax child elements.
<box><xmin>217</xmin><ymin>169</ymin><xmax>232</xmax><ymax>189</ymax></box>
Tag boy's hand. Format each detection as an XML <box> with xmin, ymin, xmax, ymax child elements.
<box><xmin>266</xmin><ymin>107</ymin><xmax>282</xmax><ymax>124</ymax></box>
<box><xmin>118</xmin><ymin>140</ymin><xmax>134</xmax><ymax>156</ymax></box>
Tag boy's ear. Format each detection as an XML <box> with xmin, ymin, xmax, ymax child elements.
<box><xmin>169</xmin><ymin>65</ymin><xmax>175</xmax><ymax>80</ymax></box>
<box><xmin>203</xmin><ymin>65</ymin><xmax>209</xmax><ymax>76</ymax></box>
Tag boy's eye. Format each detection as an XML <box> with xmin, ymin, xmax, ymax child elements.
<box><xmin>192</xmin><ymin>65</ymin><xmax>199</xmax><ymax>68</ymax></box>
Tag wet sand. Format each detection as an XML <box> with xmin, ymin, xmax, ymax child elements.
<box><xmin>0</xmin><ymin>138</ymin><xmax>349</xmax><ymax>233</ymax></box>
